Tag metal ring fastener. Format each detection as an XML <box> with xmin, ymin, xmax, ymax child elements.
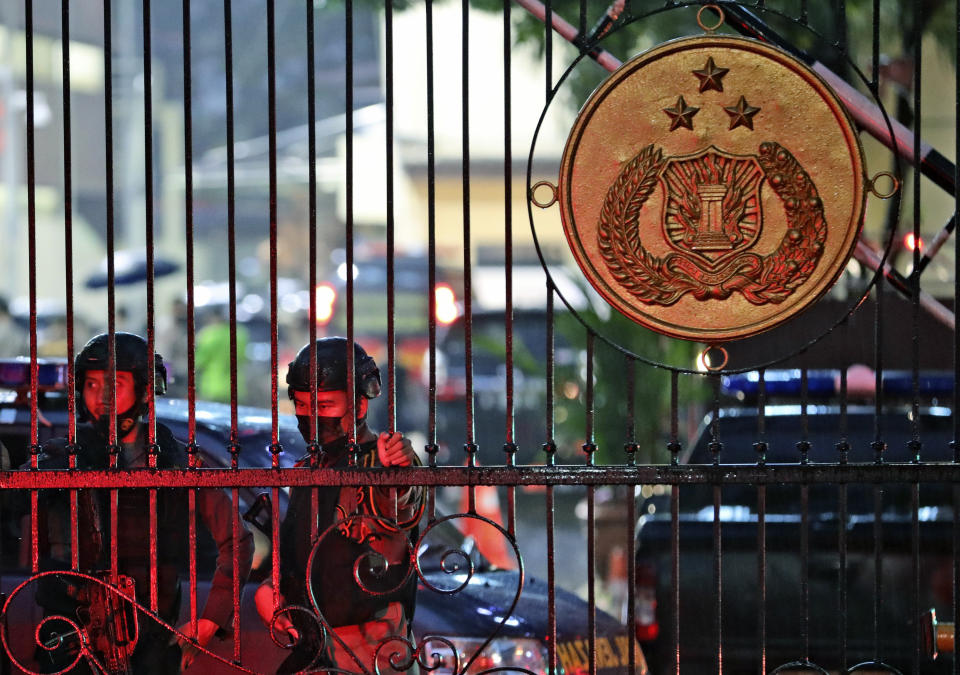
<box><xmin>700</xmin><ymin>344</ymin><xmax>729</xmax><ymax>372</ymax></box>
<box><xmin>697</xmin><ymin>4</ymin><xmax>725</xmax><ymax>32</ymax></box>
<box><xmin>530</xmin><ymin>181</ymin><xmax>558</xmax><ymax>209</ymax></box>
<box><xmin>868</xmin><ymin>171</ymin><xmax>900</xmax><ymax>199</ymax></box>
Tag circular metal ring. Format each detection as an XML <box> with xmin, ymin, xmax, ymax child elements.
<box><xmin>697</xmin><ymin>4</ymin><xmax>725</xmax><ymax>32</ymax></box>
<box><xmin>530</xmin><ymin>180</ymin><xmax>559</xmax><ymax>208</ymax></box>
<box><xmin>701</xmin><ymin>344</ymin><xmax>729</xmax><ymax>372</ymax></box>
<box><xmin>868</xmin><ymin>171</ymin><xmax>900</xmax><ymax>199</ymax></box>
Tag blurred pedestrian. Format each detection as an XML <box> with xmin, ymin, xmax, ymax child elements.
<box><xmin>195</xmin><ymin>307</ymin><xmax>248</xmax><ymax>404</ymax></box>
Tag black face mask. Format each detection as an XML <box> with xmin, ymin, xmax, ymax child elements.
<box><xmin>296</xmin><ymin>414</ymin><xmax>344</xmax><ymax>445</ymax></box>
<box><xmin>296</xmin><ymin>410</ymin><xmax>369</xmax><ymax>447</ymax></box>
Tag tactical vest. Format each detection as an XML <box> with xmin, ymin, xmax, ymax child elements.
<box><xmin>279</xmin><ymin>439</ymin><xmax>419</xmax><ymax>629</ymax></box>
<box><xmin>37</xmin><ymin>423</ymin><xmax>190</xmax><ymax>622</ymax></box>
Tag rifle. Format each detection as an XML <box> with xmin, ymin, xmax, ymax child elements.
<box><xmin>73</xmin><ymin>573</ymin><xmax>139</xmax><ymax>675</ymax></box>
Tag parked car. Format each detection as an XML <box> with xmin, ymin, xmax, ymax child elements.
<box><xmin>0</xmin><ymin>357</ymin><xmax>644</xmax><ymax>674</ymax></box>
<box><xmin>633</xmin><ymin>368</ymin><xmax>955</xmax><ymax>674</ymax></box>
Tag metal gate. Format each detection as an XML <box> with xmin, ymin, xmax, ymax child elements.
<box><xmin>0</xmin><ymin>1</ymin><xmax>957</xmax><ymax>673</ymax></box>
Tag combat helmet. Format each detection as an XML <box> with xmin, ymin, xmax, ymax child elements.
<box><xmin>286</xmin><ymin>337</ymin><xmax>381</xmax><ymax>401</ymax></box>
<box><xmin>75</xmin><ymin>332</ymin><xmax>167</xmax><ymax>424</ymax></box>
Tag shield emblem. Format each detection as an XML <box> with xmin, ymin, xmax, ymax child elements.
<box><xmin>660</xmin><ymin>146</ymin><xmax>764</xmax><ymax>265</ymax></box>
<box><xmin>554</xmin><ymin>32</ymin><xmax>871</xmax><ymax>342</ymax></box>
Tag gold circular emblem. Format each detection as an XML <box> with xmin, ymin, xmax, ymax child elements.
<box><xmin>557</xmin><ymin>35</ymin><xmax>867</xmax><ymax>342</ymax></box>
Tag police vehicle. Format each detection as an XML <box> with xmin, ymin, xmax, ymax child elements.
<box><xmin>633</xmin><ymin>368</ymin><xmax>954</xmax><ymax>674</ymax></box>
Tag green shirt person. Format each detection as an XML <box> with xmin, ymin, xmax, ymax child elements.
<box><xmin>195</xmin><ymin>318</ymin><xmax>248</xmax><ymax>403</ymax></box>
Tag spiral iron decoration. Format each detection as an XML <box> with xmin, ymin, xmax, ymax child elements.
<box><xmin>0</xmin><ymin>570</ymin><xmax>257</xmax><ymax>674</ymax></box>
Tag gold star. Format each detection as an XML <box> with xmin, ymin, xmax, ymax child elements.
<box><xmin>663</xmin><ymin>95</ymin><xmax>700</xmax><ymax>131</ymax></box>
<box><xmin>692</xmin><ymin>57</ymin><xmax>729</xmax><ymax>92</ymax></box>
<box><xmin>723</xmin><ymin>96</ymin><xmax>761</xmax><ymax>130</ymax></box>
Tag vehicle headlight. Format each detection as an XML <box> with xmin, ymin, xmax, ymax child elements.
<box><xmin>421</xmin><ymin>637</ymin><xmax>548</xmax><ymax>675</ymax></box>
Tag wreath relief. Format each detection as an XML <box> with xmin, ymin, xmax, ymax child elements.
<box><xmin>597</xmin><ymin>142</ymin><xmax>828</xmax><ymax>307</ymax></box>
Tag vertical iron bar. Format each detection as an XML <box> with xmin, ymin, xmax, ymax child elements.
<box><xmin>626</xmin><ymin>477</ymin><xmax>636</xmax><ymax>675</ymax></box>
<box><xmin>345</xmin><ymin>0</ymin><xmax>356</xmax><ymax>459</ymax></box>
<box><xmin>142</xmin><ymin>0</ymin><xmax>155</xmax><ymax>448</ymax></box>
<box><xmin>669</xmin><ymin>371</ymin><xmax>678</xmax><ymax>462</ymax></box>
<box><xmin>710</xmin><ymin>375</ymin><xmax>722</xmax><ymax>672</ymax></box>
<box><xmin>184</xmin><ymin>0</ymin><xmax>198</xmax><ymax>636</ymax></box>
<box><xmin>425</xmin><ymin>0</ymin><xmax>438</xmax><ymax>509</ymax></box>
<box><xmin>225</xmin><ymin>0</ymin><xmax>243</xmax><ymax>655</ymax></box>
<box><xmin>385</xmin><ymin>0</ymin><xmax>396</xmax><ymax>435</ymax></box>
<box><xmin>871</xmin><ymin>0</ymin><xmax>880</xmax><ymax>93</ymax></box>
<box><xmin>544</xmin><ymin>0</ymin><xmax>552</xmax><ymax>100</ymax></box>
<box><xmin>462</xmin><ymin>0</ymin><xmax>476</xmax><ymax>481</ymax></box>
<box><xmin>382</xmin><ymin>0</ymin><xmax>400</xmax><ymax>523</ymax></box>
<box><xmin>625</xmin><ymin>357</ymin><xmax>635</xmax><ymax>461</ymax></box>
<box><xmin>625</xmin><ymin>359</ymin><xmax>638</xmax><ymax>675</ymax></box>
<box><xmin>585</xmin><ymin>332</ymin><xmax>596</xmax><ymax>675</ymax></box>
<box><xmin>503</xmin><ymin>0</ymin><xmax>517</xmax><ymax>536</ymax></box>
<box><xmin>227</xmin><ymin>37</ymin><xmax>240</xmax><ymax>446</ymax></box>
<box><xmin>227</xmin><ymin>0</ymin><xmax>242</xmax><ymax>661</ymax></box>
<box><xmin>545</xmin><ymin>281</ymin><xmax>555</xmax><ymax>463</ymax></box>
<box><xmin>671</xmin><ymin>465</ymin><xmax>679</xmax><ymax>675</ymax></box>
<box><xmin>266</xmin><ymin>0</ymin><xmax>282</xmax><ymax>613</ymax></box>
<box><xmin>838</xmin><ymin>365</ymin><xmax>849</xmax><ymax>672</ymax></box>
<box><xmin>911</xmin><ymin>464</ymin><xmax>920</xmax><ymax>675</ymax></box>
<box><xmin>800</xmin><ymin>481</ymin><xmax>809</xmax><ymax>659</ymax></box>
<box><xmin>546</xmin><ymin>481</ymin><xmax>557</xmax><ymax>675</ymax></box>
<box><xmin>267</xmin><ymin>0</ymin><xmax>279</xmax><ymax>461</ymax></box>
<box><xmin>669</xmin><ymin>371</ymin><xmax>680</xmax><ymax>675</ymax></box>
<box><xmin>872</xmin><ymin>41</ymin><xmax>887</xmax><ymax>656</ymax></box>
<box><xmin>756</xmin><ymin>369</ymin><xmax>767</xmax><ymax>675</ymax></box>
<box><xmin>799</xmin><ymin>369</ymin><xmax>810</xmax><ymax>662</ymax></box>
<box><xmin>911</xmin><ymin>4</ymin><xmax>924</xmax><ymax>671</ymax></box>
<box><xmin>142</xmin><ymin>0</ymin><xmax>161</xmax><ymax>615</ymax></box>
<box><xmin>955</xmin><ymin>482</ymin><xmax>960</xmax><ymax>675</ymax></box>
<box><xmin>103</xmin><ymin>0</ymin><xmax>120</xmax><ymax>580</ymax></box>
<box><xmin>873</xmin><ymin>484</ymin><xmax>883</xmax><ymax>663</ymax></box>
<box><xmin>231</xmin><ymin>485</ymin><xmax>240</xmax><ymax>663</ymax></box>
<box><xmin>306</xmin><ymin>0</ymin><xmax>320</xmax><ymax>547</ymax></box>
<box><xmin>545</xmin><ymin>282</ymin><xmax>557</xmax><ymax>675</ymax></box>
<box><xmin>223</xmin><ymin>0</ymin><xmax>237</xmax><ymax>456</ymax></box>
<box><xmin>61</xmin><ymin>0</ymin><xmax>80</xmax><ymax>574</ymax></box>
<box><xmin>25</xmin><ymin>0</ymin><xmax>39</xmax><ymax>575</ymax></box>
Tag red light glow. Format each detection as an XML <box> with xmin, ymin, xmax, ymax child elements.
<box><xmin>314</xmin><ymin>283</ymin><xmax>336</xmax><ymax>325</ymax></box>
<box><xmin>904</xmin><ymin>232</ymin><xmax>924</xmax><ymax>252</ymax></box>
<box><xmin>435</xmin><ymin>284</ymin><xmax>459</xmax><ymax>325</ymax></box>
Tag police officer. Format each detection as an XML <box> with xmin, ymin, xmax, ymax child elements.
<box><xmin>254</xmin><ymin>337</ymin><xmax>424</xmax><ymax>674</ymax></box>
<box><xmin>31</xmin><ymin>332</ymin><xmax>253</xmax><ymax>673</ymax></box>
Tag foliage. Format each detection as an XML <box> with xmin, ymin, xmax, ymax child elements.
<box><xmin>553</xmin><ymin>306</ymin><xmax>707</xmax><ymax>465</ymax></box>
<box><xmin>469</xmin><ymin>0</ymin><xmax>954</xmax><ymax>110</ymax></box>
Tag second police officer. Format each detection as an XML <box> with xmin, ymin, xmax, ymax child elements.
<box><xmin>255</xmin><ymin>337</ymin><xmax>424</xmax><ymax>674</ymax></box>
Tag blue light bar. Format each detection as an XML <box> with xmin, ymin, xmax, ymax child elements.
<box><xmin>882</xmin><ymin>372</ymin><xmax>955</xmax><ymax>397</ymax></box>
<box><xmin>0</xmin><ymin>358</ymin><xmax>69</xmax><ymax>391</ymax></box>
<box><xmin>721</xmin><ymin>369</ymin><xmax>954</xmax><ymax>399</ymax></box>
<box><xmin>721</xmin><ymin>370</ymin><xmax>837</xmax><ymax>398</ymax></box>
